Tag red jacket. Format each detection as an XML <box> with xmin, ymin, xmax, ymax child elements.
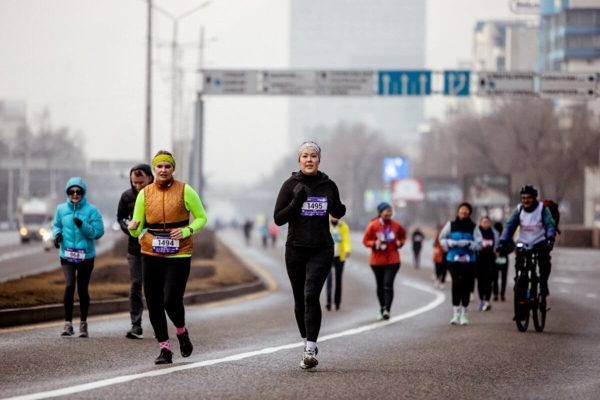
<box><xmin>363</xmin><ymin>218</ymin><xmax>406</xmax><ymax>266</ymax></box>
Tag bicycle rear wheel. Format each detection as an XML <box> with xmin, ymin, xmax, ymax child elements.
<box><xmin>532</xmin><ymin>293</ymin><xmax>547</xmax><ymax>332</ymax></box>
<box><xmin>514</xmin><ymin>274</ymin><xmax>530</xmax><ymax>332</ymax></box>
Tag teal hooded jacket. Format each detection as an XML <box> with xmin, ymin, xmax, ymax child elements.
<box><xmin>52</xmin><ymin>177</ymin><xmax>105</xmax><ymax>260</ymax></box>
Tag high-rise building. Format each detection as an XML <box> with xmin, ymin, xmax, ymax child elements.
<box><xmin>473</xmin><ymin>21</ymin><xmax>538</xmax><ymax>72</ymax></box>
<box><xmin>0</xmin><ymin>100</ymin><xmax>26</xmax><ymax>141</ymax></box>
<box><xmin>539</xmin><ymin>0</ymin><xmax>600</xmax><ymax>72</ymax></box>
<box><xmin>289</xmin><ymin>0</ymin><xmax>426</xmax><ymax>148</ymax></box>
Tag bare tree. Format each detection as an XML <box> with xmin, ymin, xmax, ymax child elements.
<box><xmin>417</xmin><ymin>100</ymin><xmax>600</xmax><ymax>223</ymax></box>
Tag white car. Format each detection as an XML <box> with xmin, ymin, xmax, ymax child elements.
<box><xmin>41</xmin><ymin>223</ymin><xmax>54</xmax><ymax>252</ymax></box>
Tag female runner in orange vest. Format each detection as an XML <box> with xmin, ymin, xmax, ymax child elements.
<box><xmin>128</xmin><ymin>150</ymin><xmax>208</xmax><ymax>365</ymax></box>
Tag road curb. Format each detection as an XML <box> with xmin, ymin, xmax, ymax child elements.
<box><xmin>0</xmin><ymin>238</ymin><xmax>267</xmax><ymax>329</ymax></box>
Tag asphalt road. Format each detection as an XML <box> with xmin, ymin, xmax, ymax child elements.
<box><xmin>0</xmin><ymin>232</ymin><xmax>118</xmax><ymax>283</ymax></box>
<box><xmin>0</xmin><ymin>231</ymin><xmax>599</xmax><ymax>399</ymax></box>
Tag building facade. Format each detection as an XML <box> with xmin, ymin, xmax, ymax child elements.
<box><xmin>539</xmin><ymin>0</ymin><xmax>600</xmax><ymax>72</ymax></box>
<box><xmin>289</xmin><ymin>0</ymin><xmax>426</xmax><ymax>148</ymax></box>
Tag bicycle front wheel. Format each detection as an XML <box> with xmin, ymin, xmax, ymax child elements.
<box><xmin>514</xmin><ymin>274</ymin><xmax>530</xmax><ymax>332</ymax></box>
<box><xmin>532</xmin><ymin>293</ymin><xmax>547</xmax><ymax>332</ymax></box>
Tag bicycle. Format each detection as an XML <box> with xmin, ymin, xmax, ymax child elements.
<box><xmin>513</xmin><ymin>242</ymin><xmax>548</xmax><ymax>332</ymax></box>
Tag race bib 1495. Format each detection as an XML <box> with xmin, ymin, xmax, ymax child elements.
<box><xmin>301</xmin><ymin>197</ymin><xmax>328</xmax><ymax>217</ymax></box>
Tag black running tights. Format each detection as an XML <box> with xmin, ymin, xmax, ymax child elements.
<box><xmin>61</xmin><ymin>258</ymin><xmax>95</xmax><ymax>322</ymax></box>
<box><xmin>285</xmin><ymin>246</ymin><xmax>333</xmax><ymax>342</ymax></box>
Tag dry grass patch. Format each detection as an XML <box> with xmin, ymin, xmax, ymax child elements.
<box><xmin>0</xmin><ymin>232</ymin><xmax>257</xmax><ymax>310</ymax></box>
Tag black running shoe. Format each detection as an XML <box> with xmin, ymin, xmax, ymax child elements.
<box><xmin>177</xmin><ymin>329</ymin><xmax>193</xmax><ymax>358</ymax></box>
<box><xmin>154</xmin><ymin>348</ymin><xmax>173</xmax><ymax>365</ymax></box>
<box><xmin>126</xmin><ymin>325</ymin><xmax>143</xmax><ymax>339</ymax></box>
<box><xmin>79</xmin><ymin>322</ymin><xmax>89</xmax><ymax>338</ymax></box>
<box><xmin>61</xmin><ymin>323</ymin><xmax>74</xmax><ymax>337</ymax></box>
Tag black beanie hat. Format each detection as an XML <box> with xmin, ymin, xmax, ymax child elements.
<box><xmin>457</xmin><ymin>202</ymin><xmax>473</xmax><ymax>215</ymax></box>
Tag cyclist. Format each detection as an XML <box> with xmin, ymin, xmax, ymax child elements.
<box><xmin>497</xmin><ymin>185</ymin><xmax>556</xmax><ymax>297</ymax></box>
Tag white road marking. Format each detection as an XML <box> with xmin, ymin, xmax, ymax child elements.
<box><xmin>559</xmin><ymin>288</ymin><xmax>570</xmax><ymax>294</ymax></box>
<box><xmin>551</xmin><ymin>277</ymin><xmax>577</xmax><ymax>285</ymax></box>
<box><xmin>586</xmin><ymin>293</ymin><xmax>598</xmax><ymax>299</ymax></box>
<box><xmin>0</xmin><ymin>247</ymin><xmax>43</xmax><ymax>263</ymax></box>
<box><xmin>2</xmin><ymin>280</ymin><xmax>445</xmax><ymax>400</ymax></box>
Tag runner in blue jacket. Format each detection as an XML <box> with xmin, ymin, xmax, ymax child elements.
<box><xmin>52</xmin><ymin>177</ymin><xmax>104</xmax><ymax>338</ymax></box>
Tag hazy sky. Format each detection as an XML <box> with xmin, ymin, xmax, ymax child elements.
<box><xmin>0</xmin><ymin>0</ymin><xmax>534</xmax><ymax>185</ymax></box>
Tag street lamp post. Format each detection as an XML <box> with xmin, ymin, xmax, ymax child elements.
<box><xmin>152</xmin><ymin>2</ymin><xmax>211</xmax><ymax>162</ymax></box>
<box><xmin>145</xmin><ymin>0</ymin><xmax>152</xmax><ymax>162</ymax></box>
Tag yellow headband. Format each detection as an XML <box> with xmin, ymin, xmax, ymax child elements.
<box><xmin>152</xmin><ymin>154</ymin><xmax>176</xmax><ymax>170</ymax></box>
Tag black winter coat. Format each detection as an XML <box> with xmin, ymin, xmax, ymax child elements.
<box><xmin>274</xmin><ymin>171</ymin><xmax>346</xmax><ymax>248</ymax></box>
<box><xmin>117</xmin><ymin>164</ymin><xmax>153</xmax><ymax>256</ymax></box>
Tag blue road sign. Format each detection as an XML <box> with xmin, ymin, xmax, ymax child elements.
<box><xmin>378</xmin><ymin>71</ymin><xmax>432</xmax><ymax>96</ymax></box>
<box><xmin>444</xmin><ymin>70</ymin><xmax>470</xmax><ymax>96</ymax></box>
<box><xmin>383</xmin><ymin>157</ymin><xmax>409</xmax><ymax>184</ymax></box>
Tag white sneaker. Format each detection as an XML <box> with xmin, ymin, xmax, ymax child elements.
<box><xmin>482</xmin><ymin>301</ymin><xmax>491</xmax><ymax>311</ymax></box>
<box><xmin>300</xmin><ymin>348</ymin><xmax>318</xmax><ymax>369</ymax></box>
<box><xmin>450</xmin><ymin>312</ymin><xmax>461</xmax><ymax>325</ymax></box>
<box><xmin>460</xmin><ymin>312</ymin><xmax>469</xmax><ymax>326</ymax></box>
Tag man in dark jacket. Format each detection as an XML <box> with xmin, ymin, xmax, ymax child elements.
<box><xmin>117</xmin><ymin>164</ymin><xmax>153</xmax><ymax>339</ymax></box>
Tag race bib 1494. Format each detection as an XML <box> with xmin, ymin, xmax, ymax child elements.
<box><xmin>152</xmin><ymin>237</ymin><xmax>180</xmax><ymax>254</ymax></box>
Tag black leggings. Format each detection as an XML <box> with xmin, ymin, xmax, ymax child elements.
<box><xmin>447</xmin><ymin>262</ymin><xmax>475</xmax><ymax>307</ymax></box>
<box><xmin>493</xmin><ymin>260</ymin><xmax>509</xmax><ymax>298</ymax></box>
<box><xmin>476</xmin><ymin>252</ymin><xmax>496</xmax><ymax>302</ymax></box>
<box><xmin>435</xmin><ymin>261</ymin><xmax>447</xmax><ymax>283</ymax></box>
<box><xmin>370</xmin><ymin>264</ymin><xmax>401</xmax><ymax>312</ymax></box>
<box><xmin>142</xmin><ymin>255</ymin><xmax>191</xmax><ymax>343</ymax></box>
<box><xmin>61</xmin><ymin>258</ymin><xmax>94</xmax><ymax>322</ymax></box>
<box><xmin>285</xmin><ymin>246</ymin><xmax>333</xmax><ymax>342</ymax></box>
<box><xmin>326</xmin><ymin>256</ymin><xmax>345</xmax><ymax>306</ymax></box>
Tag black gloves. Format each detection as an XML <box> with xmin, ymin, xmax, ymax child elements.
<box><xmin>292</xmin><ymin>187</ymin><xmax>308</xmax><ymax>208</ymax></box>
<box><xmin>73</xmin><ymin>218</ymin><xmax>83</xmax><ymax>228</ymax></box>
<box><xmin>546</xmin><ymin>237</ymin><xmax>555</xmax><ymax>251</ymax></box>
<box><xmin>497</xmin><ymin>240</ymin><xmax>511</xmax><ymax>255</ymax></box>
<box><xmin>54</xmin><ymin>233</ymin><xmax>62</xmax><ymax>249</ymax></box>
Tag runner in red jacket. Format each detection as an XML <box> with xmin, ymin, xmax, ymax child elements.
<box><xmin>363</xmin><ymin>202</ymin><xmax>407</xmax><ymax>320</ymax></box>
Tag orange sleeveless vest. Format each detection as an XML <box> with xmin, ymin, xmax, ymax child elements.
<box><xmin>140</xmin><ymin>180</ymin><xmax>193</xmax><ymax>257</ymax></box>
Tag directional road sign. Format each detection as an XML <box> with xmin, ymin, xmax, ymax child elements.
<box><xmin>444</xmin><ymin>70</ymin><xmax>470</xmax><ymax>96</ymax></box>
<box><xmin>478</xmin><ymin>72</ymin><xmax>535</xmax><ymax>97</ymax></box>
<box><xmin>378</xmin><ymin>71</ymin><xmax>432</xmax><ymax>96</ymax></box>
<box><xmin>316</xmin><ymin>70</ymin><xmax>374</xmax><ymax>96</ymax></box>
<box><xmin>261</xmin><ymin>70</ymin><xmax>316</xmax><ymax>95</ymax></box>
<box><xmin>540</xmin><ymin>73</ymin><xmax>597</xmax><ymax>98</ymax></box>
<box><xmin>383</xmin><ymin>157</ymin><xmax>409</xmax><ymax>184</ymax></box>
<box><xmin>202</xmin><ymin>70</ymin><xmax>258</xmax><ymax>95</ymax></box>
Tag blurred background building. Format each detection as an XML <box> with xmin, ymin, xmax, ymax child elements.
<box><xmin>289</xmin><ymin>0</ymin><xmax>426</xmax><ymax>150</ymax></box>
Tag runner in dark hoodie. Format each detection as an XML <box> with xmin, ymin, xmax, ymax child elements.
<box><xmin>117</xmin><ymin>164</ymin><xmax>153</xmax><ymax>339</ymax></box>
<box><xmin>274</xmin><ymin>141</ymin><xmax>346</xmax><ymax>370</ymax></box>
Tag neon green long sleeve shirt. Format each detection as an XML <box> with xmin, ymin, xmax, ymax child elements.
<box><xmin>128</xmin><ymin>184</ymin><xmax>208</xmax><ymax>258</ymax></box>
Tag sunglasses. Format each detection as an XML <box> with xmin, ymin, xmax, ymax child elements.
<box><xmin>68</xmin><ymin>190</ymin><xmax>83</xmax><ymax>196</ymax></box>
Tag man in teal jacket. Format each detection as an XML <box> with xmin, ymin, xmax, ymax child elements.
<box><xmin>52</xmin><ymin>177</ymin><xmax>104</xmax><ymax>338</ymax></box>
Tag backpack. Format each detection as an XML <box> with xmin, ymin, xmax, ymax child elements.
<box><xmin>542</xmin><ymin>199</ymin><xmax>561</xmax><ymax>234</ymax></box>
